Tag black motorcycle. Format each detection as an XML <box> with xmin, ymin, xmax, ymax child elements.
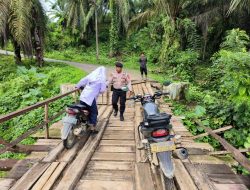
<box><xmin>61</xmin><ymin>103</ymin><xmax>90</xmax><ymax>149</ymax></box>
<box><xmin>128</xmin><ymin>91</ymin><xmax>188</xmax><ymax>188</ymax></box>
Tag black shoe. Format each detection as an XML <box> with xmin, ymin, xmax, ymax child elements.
<box><xmin>113</xmin><ymin>111</ymin><xmax>118</xmax><ymax>117</ymax></box>
<box><xmin>120</xmin><ymin>115</ymin><xmax>124</xmax><ymax>121</ymax></box>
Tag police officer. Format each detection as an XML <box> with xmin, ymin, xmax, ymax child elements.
<box><xmin>108</xmin><ymin>62</ymin><xmax>132</xmax><ymax>121</ymax></box>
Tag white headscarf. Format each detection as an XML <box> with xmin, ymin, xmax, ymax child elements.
<box><xmin>87</xmin><ymin>66</ymin><xmax>106</xmax><ymax>84</ymax></box>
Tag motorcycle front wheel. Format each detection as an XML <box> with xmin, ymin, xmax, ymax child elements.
<box><xmin>63</xmin><ymin>130</ymin><xmax>76</xmax><ymax>149</ymax></box>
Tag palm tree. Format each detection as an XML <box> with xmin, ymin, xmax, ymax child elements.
<box><xmin>228</xmin><ymin>0</ymin><xmax>250</xmax><ymax>14</ymax></box>
<box><xmin>0</xmin><ymin>0</ymin><xmax>47</xmax><ymax>66</ymax></box>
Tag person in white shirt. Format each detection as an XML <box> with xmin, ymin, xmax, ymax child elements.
<box><xmin>75</xmin><ymin>66</ymin><xmax>106</xmax><ymax>134</ymax></box>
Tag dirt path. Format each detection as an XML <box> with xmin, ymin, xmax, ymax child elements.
<box><xmin>0</xmin><ymin>50</ymin><xmax>142</xmax><ymax>80</ymax></box>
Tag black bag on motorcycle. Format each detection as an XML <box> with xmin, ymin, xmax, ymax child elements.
<box><xmin>146</xmin><ymin>113</ymin><xmax>171</xmax><ymax>128</ymax></box>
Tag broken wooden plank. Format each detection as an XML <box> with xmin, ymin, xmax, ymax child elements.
<box><xmin>195</xmin><ymin>120</ymin><xmax>250</xmax><ymax>172</ymax></box>
<box><xmin>192</xmin><ymin>126</ymin><xmax>233</xmax><ymax>139</ymax></box>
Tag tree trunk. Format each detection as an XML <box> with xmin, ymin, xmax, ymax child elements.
<box><xmin>34</xmin><ymin>27</ymin><xmax>44</xmax><ymax>67</ymax></box>
<box><xmin>13</xmin><ymin>41</ymin><xmax>21</xmax><ymax>64</ymax></box>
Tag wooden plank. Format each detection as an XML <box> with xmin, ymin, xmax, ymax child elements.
<box><xmin>10</xmin><ymin>162</ymin><xmax>50</xmax><ymax>190</ymax></box>
<box><xmin>105</xmin><ymin>127</ymin><xmax>134</xmax><ymax>131</ymax></box>
<box><xmin>213</xmin><ymin>183</ymin><xmax>248</xmax><ymax>190</ymax></box>
<box><xmin>184</xmin><ymin>162</ymin><xmax>216</xmax><ymax>190</ymax></box>
<box><xmin>135</xmin><ymin>163</ymin><xmax>156</xmax><ymax>190</ymax></box>
<box><xmin>208</xmin><ymin>173</ymin><xmax>250</xmax><ymax>186</ymax></box>
<box><xmin>100</xmin><ymin>140</ymin><xmax>135</xmax><ymax>146</ymax></box>
<box><xmin>209</xmin><ymin>148</ymin><xmax>250</xmax><ymax>155</ymax></box>
<box><xmin>108</xmin><ymin>121</ymin><xmax>134</xmax><ymax>127</ymax></box>
<box><xmin>188</xmin><ymin>155</ymin><xmax>225</xmax><ymax>165</ymax></box>
<box><xmin>173</xmin><ymin>159</ymin><xmax>198</xmax><ymax>190</ymax></box>
<box><xmin>26</xmin><ymin>151</ymin><xmax>48</xmax><ymax>159</ymax></box>
<box><xmin>92</xmin><ymin>152</ymin><xmax>135</xmax><ymax>161</ymax></box>
<box><xmin>97</xmin><ymin>145</ymin><xmax>135</xmax><ymax>153</ymax></box>
<box><xmin>87</xmin><ymin>161</ymin><xmax>133</xmax><ymax>171</ymax></box>
<box><xmin>36</xmin><ymin>139</ymin><xmax>61</xmax><ymax>146</ymax></box>
<box><xmin>7</xmin><ymin>159</ymin><xmax>39</xmax><ymax>180</ymax></box>
<box><xmin>54</xmin><ymin>119</ymin><xmax>110</xmax><ymax>190</ymax></box>
<box><xmin>0</xmin><ymin>159</ymin><xmax>18</xmax><ymax>170</ymax></box>
<box><xmin>184</xmin><ymin>163</ymin><xmax>234</xmax><ymax>174</ymax></box>
<box><xmin>196</xmin><ymin>120</ymin><xmax>250</xmax><ymax>172</ymax></box>
<box><xmin>75</xmin><ymin>180</ymin><xmax>134</xmax><ymax>190</ymax></box>
<box><xmin>192</xmin><ymin>126</ymin><xmax>233</xmax><ymax>139</ymax></box>
<box><xmin>102</xmin><ymin>134</ymin><xmax>134</xmax><ymax>140</ymax></box>
<box><xmin>104</xmin><ymin>130</ymin><xmax>135</xmax><ymax>135</ymax></box>
<box><xmin>41</xmin><ymin>162</ymin><xmax>67</xmax><ymax>190</ymax></box>
<box><xmin>180</xmin><ymin>142</ymin><xmax>214</xmax><ymax>151</ymax></box>
<box><xmin>42</xmin><ymin>142</ymin><xmax>64</xmax><ymax>162</ymax></box>
<box><xmin>57</xmin><ymin>140</ymin><xmax>85</xmax><ymax>162</ymax></box>
<box><xmin>31</xmin><ymin>162</ymin><xmax>59</xmax><ymax>190</ymax></box>
<box><xmin>82</xmin><ymin>170</ymin><xmax>134</xmax><ymax>181</ymax></box>
<box><xmin>0</xmin><ymin>178</ymin><xmax>15</xmax><ymax>190</ymax></box>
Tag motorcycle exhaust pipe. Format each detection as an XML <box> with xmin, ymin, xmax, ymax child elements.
<box><xmin>173</xmin><ymin>148</ymin><xmax>188</xmax><ymax>160</ymax></box>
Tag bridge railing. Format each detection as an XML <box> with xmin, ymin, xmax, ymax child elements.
<box><xmin>0</xmin><ymin>89</ymin><xmax>78</xmax><ymax>154</ymax></box>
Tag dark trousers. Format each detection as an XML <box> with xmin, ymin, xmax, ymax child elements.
<box><xmin>112</xmin><ymin>90</ymin><xmax>126</xmax><ymax>115</ymax></box>
<box><xmin>140</xmin><ymin>67</ymin><xmax>147</xmax><ymax>76</ymax></box>
<box><xmin>80</xmin><ymin>99</ymin><xmax>98</xmax><ymax>125</ymax></box>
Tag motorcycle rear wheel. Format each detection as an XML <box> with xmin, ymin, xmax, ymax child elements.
<box><xmin>160</xmin><ymin>170</ymin><xmax>176</xmax><ymax>190</ymax></box>
<box><xmin>63</xmin><ymin>130</ymin><xmax>76</xmax><ymax>149</ymax></box>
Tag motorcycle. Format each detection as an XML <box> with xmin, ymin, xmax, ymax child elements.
<box><xmin>61</xmin><ymin>103</ymin><xmax>90</xmax><ymax>149</ymax></box>
<box><xmin>127</xmin><ymin>91</ymin><xmax>188</xmax><ymax>188</ymax></box>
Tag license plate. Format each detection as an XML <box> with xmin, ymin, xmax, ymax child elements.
<box><xmin>150</xmin><ymin>141</ymin><xmax>176</xmax><ymax>153</ymax></box>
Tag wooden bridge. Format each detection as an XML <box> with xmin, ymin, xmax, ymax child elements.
<box><xmin>0</xmin><ymin>81</ymin><xmax>250</xmax><ymax>190</ymax></box>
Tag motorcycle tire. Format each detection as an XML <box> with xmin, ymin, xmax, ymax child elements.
<box><xmin>63</xmin><ymin>130</ymin><xmax>76</xmax><ymax>149</ymax></box>
<box><xmin>160</xmin><ymin>169</ymin><xmax>176</xmax><ymax>190</ymax></box>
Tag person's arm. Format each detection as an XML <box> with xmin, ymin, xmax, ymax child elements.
<box><xmin>106</xmin><ymin>73</ymin><xmax>113</xmax><ymax>86</ymax></box>
<box><xmin>75</xmin><ymin>76</ymin><xmax>88</xmax><ymax>89</ymax></box>
<box><xmin>100</xmin><ymin>82</ymin><xmax>107</xmax><ymax>94</ymax></box>
<box><xmin>126</xmin><ymin>73</ymin><xmax>133</xmax><ymax>96</ymax></box>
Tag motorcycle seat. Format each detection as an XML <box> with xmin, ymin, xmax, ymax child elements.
<box><xmin>68</xmin><ymin>104</ymin><xmax>88</xmax><ymax>110</ymax></box>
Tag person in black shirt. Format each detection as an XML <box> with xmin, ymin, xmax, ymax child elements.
<box><xmin>139</xmin><ymin>52</ymin><xmax>148</xmax><ymax>80</ymax></box>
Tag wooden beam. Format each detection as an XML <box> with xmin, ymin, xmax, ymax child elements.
<box><xmin>192</xmin><ymin>126</ymin><xmax>233</xmax><ymax>139</ymax></box>
<box><xmin>209</xmin><ymin>148</ymin><xmax>250</xmax><ymax>155</ymax></box>
<box><xmin>54</xmin><ymin>118</ymin><xmax>111</xmax><ymax>190</ymax></box>
<box><xmin>0</xmin><ymin>159</ymin><xmax>18</xmax><ymax>171</ymax></box>
<box><xmin>195</xmin><ymin>120</ymin><xmax>250</xmax><ymax>172</ymax></box>
<box><xmin>0</xmin><ymin>110</ymin><xmax>64</xmax><ymax>154</ymax></box>
<box><xmin>0</xmin><ymin>89</ymin><xmax>77</xmax><ymax>123</ymax></box>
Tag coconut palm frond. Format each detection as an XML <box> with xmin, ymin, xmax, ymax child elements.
<box><xmin>228</xmin><ymin>0</ymin><xmax>250</xmax><ymax>14</ymax></box>
<box><xmin>128</xmin><ymin>9</ymin><xmax>156</xmax><ymax>35</ymax></box>
<box><xmin>116</xmin><ymin>0</ymin><xmax>130</xmax><ymax>30</ymax></box>
<box><xmin>9</xmin><ymin>0</ymin><xmax>33</xmax><ymax>54</ymax></box>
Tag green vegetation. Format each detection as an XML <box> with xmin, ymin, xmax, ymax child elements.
<box><xmin>0</xmin><ymin>55</ymin><xmax>86</xmax><ymax>158</ymax></box>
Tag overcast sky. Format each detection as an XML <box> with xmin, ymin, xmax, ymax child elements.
<box><xmin>40</xmin><ymin>0</ymin><xmax>53</xmax><ymax>12</ymax></box>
